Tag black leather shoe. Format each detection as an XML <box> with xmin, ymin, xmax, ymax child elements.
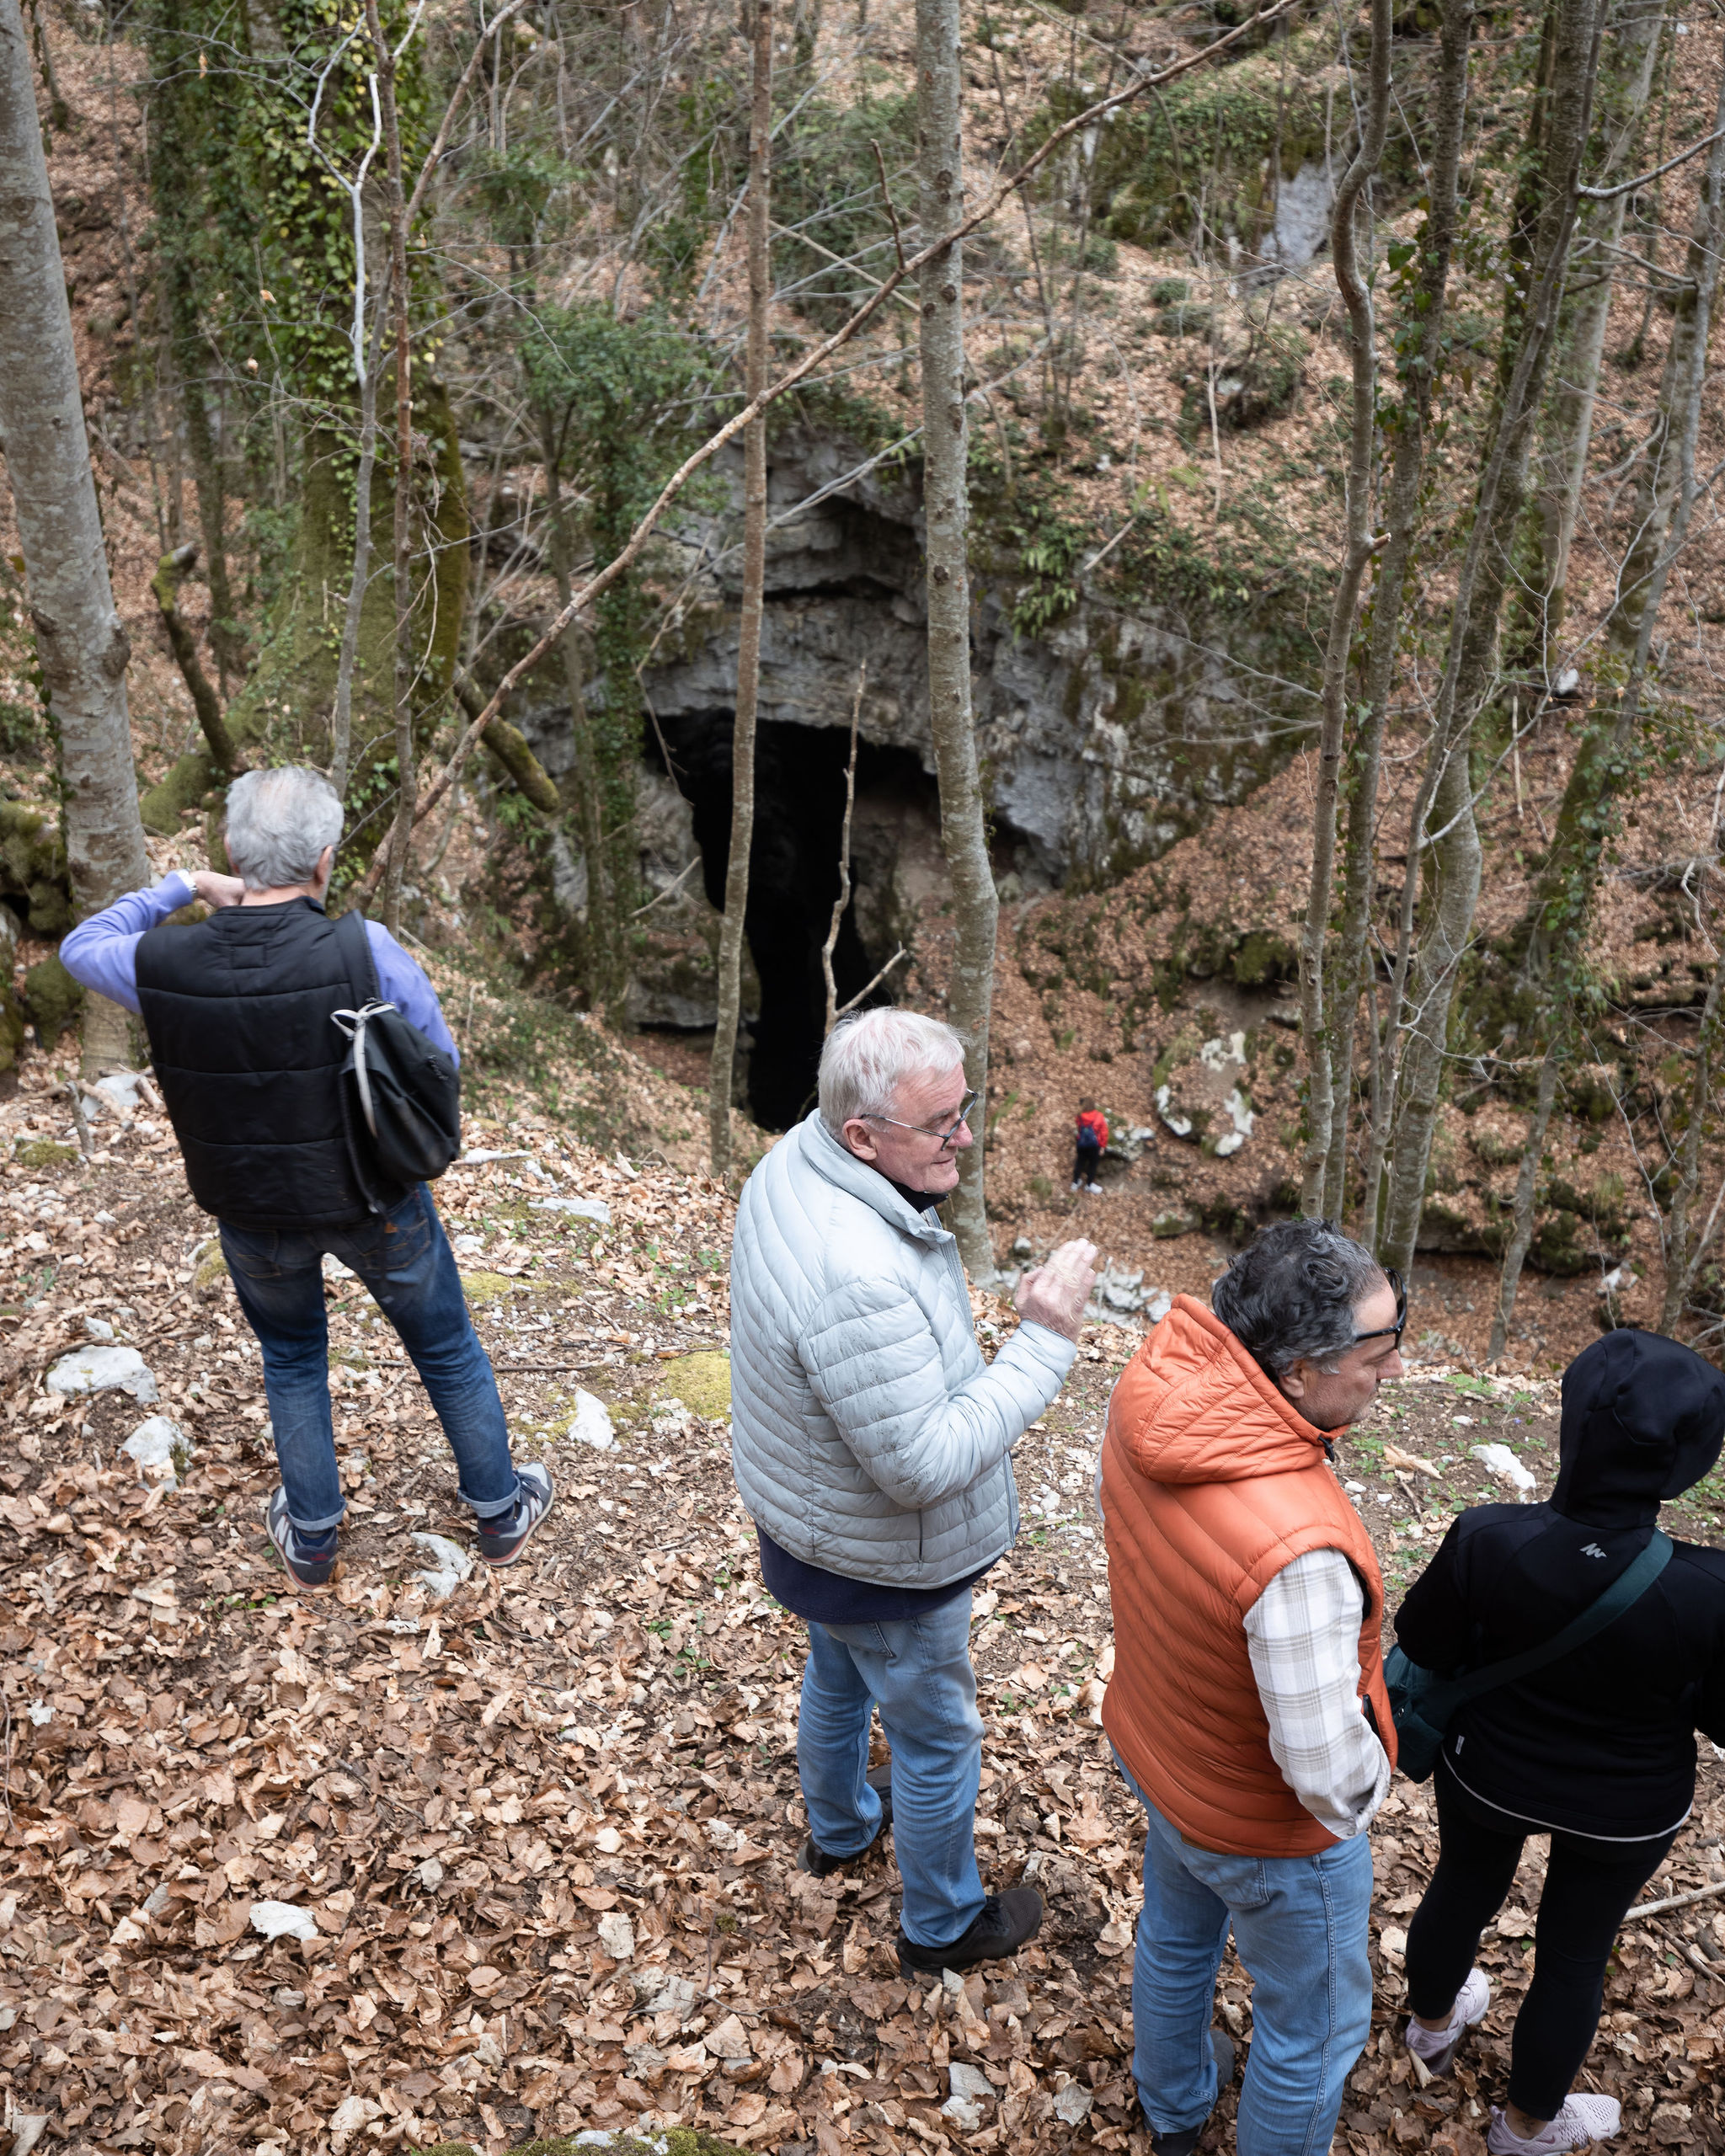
<box><xmin>896</xmin><ymin>1886</ymin><xmax>1044</xmax><ymax>1975</ymax></box>
<box><xmin>797</xmin><ymin>1764</ymin><xmax>894</xmax><ymax>1877</ymax></box>
<box><xmin>1147</xmin><ymin>2028</ymin><xmax>1236</xmax><ymax>2156</ymax></box>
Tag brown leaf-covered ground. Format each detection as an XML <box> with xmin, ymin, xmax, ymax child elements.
<box><xmin>6</xmin><ymin>1045</ymin><xmax>1725</xmax><ymax>2156</ymax></box>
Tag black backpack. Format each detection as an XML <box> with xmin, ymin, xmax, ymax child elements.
<box><xmin>332</xmin><ymin>909</ymin><xmax>462</xmax><ymax>1205</ymax></box>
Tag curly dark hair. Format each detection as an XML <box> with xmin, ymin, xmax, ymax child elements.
<box><xmin>1210</xmin><ymin>1219</ymin><xmax>1386</xmax><ymax>1380</ymax></box>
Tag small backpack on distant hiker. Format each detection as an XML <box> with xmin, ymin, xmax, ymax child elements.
<box><xmin>333</xmin><ymin>909</ymin><xmax>462</xmax><ymax>1203</ymax></box>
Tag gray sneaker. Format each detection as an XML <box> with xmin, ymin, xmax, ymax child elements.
<box><xmin>476</xmin><ymin>1461</ymin><xmax>555</xmax><ymax>1566</ymax></box>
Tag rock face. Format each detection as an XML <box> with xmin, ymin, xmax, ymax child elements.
<box><xmin>511</xmin><ymin>421</ymin><xmax>1314</xmax><ymax>1125</ymax></box>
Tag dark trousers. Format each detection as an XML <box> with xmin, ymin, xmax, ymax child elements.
<box><xmin>1074</xmin><ymin>1139</ymin><xmax>1101</xmax><ymax>1184</ymax></box>
<box><xmin>1405</xmin><ymin>1758</ymin><xmax>1675</xmax><ymax>2120</ymax></box>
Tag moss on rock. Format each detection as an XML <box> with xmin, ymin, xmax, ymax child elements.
<box><xmin>0</xmin><ymin>801</ymin><xmax>71</xmax><ymax>934</ymax></box>
<box><xmin>459</xmin><ymin>1271</ymin><xmax>521</xmax><ymax>1307</ymax></box>
<box><xmin>657</xmin><ymin>1350</ymin><xmax>731</xmax><ymax>1418</ymax></box>
<box><xmin>13</xmin><ymin>1136</ymin><xmax>77</xmax><ymax>1168</ymax></box>
<box><xmin>23</xmin><ymin>953</ymin><xmax>83</xmax><ymax>1051</ymax></box>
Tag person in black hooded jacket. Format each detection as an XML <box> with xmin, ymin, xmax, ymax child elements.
<box><xmin>1392</xmin><ymin>1328</ymin><xmax>1725</xmax><ymax>2156</ymax></box>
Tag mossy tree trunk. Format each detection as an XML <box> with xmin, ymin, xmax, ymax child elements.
<box><xmin>1520</xmin><ymin>0</ymin><xmax>1666</xmax><ymax>657</ymax></box>
<box><xmin>709</xmin><ymin>0</ymin><xmax>771</xmax><ymax>1180</ymax></box>
<box><xmin>137</xmin><ymin>393</ymin><xmax>470</xmax><ymax>855</ymax></box>
<box><xmin>0</xmin><ymin>0</ymin><xmax>151</xmax><ymax>1075</ymax></box>
<box><xmin>1298</xmin><ymin>0</ymin><xmax>1390</xmax><ymax>1219</ymax></box>
<box><xmin>917</xmin><ymin>0</ymin><xmax>996</xmax><ymax>1279</ymax></box>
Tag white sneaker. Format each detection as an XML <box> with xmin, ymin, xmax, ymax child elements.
<box><xmin>1087</xmin><ymin>1181</ymin><xmax>1103</xmax><ymax>1193</ymax></box>
<box><xmin>1070</xmin><ymin>1180</ymin><xmax>1081</xmax><ymax>1191</ymax></box>
<box><xmin>1486</xmin><ymin>2095</ymin><xmax>1622</xmax><ymax>2152</ymax></box>
<box><xmin>1406</xmin><ymin>1966</ymin><xmax>1490</xmax><ymax>2074</ymax></box>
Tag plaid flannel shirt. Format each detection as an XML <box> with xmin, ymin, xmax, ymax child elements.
<box><xmin>1242</xmin><ymin>1545</ymin><xmax>1391</xmax><ymax>1840</ymax></box>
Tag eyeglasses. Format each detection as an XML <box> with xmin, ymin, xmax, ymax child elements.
<box><xmin>863</xmin><ymin>1089</ymin><xmax>981</xmax><ymax>1150</ymax></box>
<box><xmin>1352</xmin><ymin>1267</ymin><xmax>1407</xmax><ymax>1348</ymax></box>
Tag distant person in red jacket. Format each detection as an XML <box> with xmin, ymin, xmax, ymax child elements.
<box><xmin>1073</xmin><ymin>1101</ymin><xmax>1108</xmax><ymax>1193</ymax></box>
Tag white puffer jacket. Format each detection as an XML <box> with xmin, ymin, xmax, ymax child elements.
<box><xmin>730</xmin><ymin>1111</ymin><xmax>1076</xmax><ymax>1588</ymax></box>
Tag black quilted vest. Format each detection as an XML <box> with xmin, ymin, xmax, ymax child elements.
<box><xmin>135</xmin><ymin>898</ymin><xmax>399</xmax><ymax>1229</ymax></box>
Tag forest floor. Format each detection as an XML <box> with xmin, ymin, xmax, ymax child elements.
<box><xmin>4</xmin><ymin>1043</ymin><xmax>1725</xmax><ymax>2156</ymax></box>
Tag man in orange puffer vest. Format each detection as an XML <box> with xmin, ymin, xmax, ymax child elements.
<box><xmin>1101</xmin><ymin>1219</ymin><xmax>1405</xmax><ymax>2156</ymax></box>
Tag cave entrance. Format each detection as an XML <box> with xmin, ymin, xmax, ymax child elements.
<box><xmin>654</xmin><ymin>713</ymin><xmax>924</xmax><ymax>1130</ymax></box>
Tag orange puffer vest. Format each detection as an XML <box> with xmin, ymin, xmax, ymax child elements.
<box><xmin>1101</xmin><ymin>1295</ymin><xmax>1395</xmax><ymax>1856</ymax></box>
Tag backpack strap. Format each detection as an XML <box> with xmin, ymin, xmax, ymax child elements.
<box><xmin>334</xmin><ymin>906</ymin><xmax>382</xmax><ymax>1007</ymax></box>
<box><xmin>1424</xmin><ymin>1529</ymin><xmax>1674</xmax><ymax>1722</ymax></box>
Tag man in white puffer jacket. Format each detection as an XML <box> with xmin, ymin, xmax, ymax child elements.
<box><xmin>731</xmin><ymin>1009</ymin><xmax>1097</xmax><ymax>1977</ymax></box>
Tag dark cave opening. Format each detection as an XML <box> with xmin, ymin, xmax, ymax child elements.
<box><xmin>654</xmin><ymin>712</ymin><xmax>927</xmax><ymax>1130</ymax></box>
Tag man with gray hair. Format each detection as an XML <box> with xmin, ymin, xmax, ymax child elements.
<box><xmin>729</xmin><ymin>1006</ymin><xmax>1097</xmax><ymax>1976</ymax></box>
<box><xmin>61</xmin><ymin>766</ymin><xmax>553</xmax><ymax>1590</ymax></box>
<box><xmin>1099</xmin><ymin>1218</ymin><xmax>1405</xmax><ymax>2156</ymax></box>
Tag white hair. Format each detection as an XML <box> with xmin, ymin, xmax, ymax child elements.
<box><xmin>224</xmin><ymin>766</ymin><xmax>344</xmax><ymax>891</ymax></box>
<box><xmin>819</xmin><ymin>1008</ymin><xmax>967</xmax><ymax>1135</ymax></box>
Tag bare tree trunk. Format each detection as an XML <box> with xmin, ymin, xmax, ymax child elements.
<box><xmin>332</xmin><ymin>275</ymin><xmax>388</xmax><ymax>801</ymax></box>
<box><xmin>1487</xmin><ymin>1038</ymin><xmax>1561</xmax><ymax>1360</ymax></box>
<box><xmin>709</xmin><ymin>0</ymin><xmax>772</xmax><ymax>1179</ymax></box>
<box><xmin>917</xmin><ymin>0</ymin><xmax>996</xmax><ymax>1279</ymax></box>
<box><xmin>0</xmin><ymin>0</ymin><xmax>149</xmax><ymax>1075</ymax></box>
<box><xmin>1526</xmin><ymin>0</ymin><xmax>1666</xmax><ymax>653</ymax></box>
<box><xmin>1325</xmin><ymin>0</ymin><xmax>1471</xmax><ymax>1229</ymax></box>
<box><xmin>1299</xmin><ymin>0</ymin><xmax>1390</xmax><ymax>1219</ymax></box>
<box><xmin>1379</xmin><ymin>0</ymin><xmax>1605</xmax><ymax>1278</ymax></box>
<box><xmin>366</xmin><ymin>0</ymin><xmax>416</xmax><ymax>937</ymax></box>
<box><xmin>1662</xmin><ymin>915</ymin><xmax>1725</xmax><ymax>1335</ymax></box>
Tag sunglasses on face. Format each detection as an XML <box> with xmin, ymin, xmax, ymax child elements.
<box><xmin>1352</xmin><ymin>1267</ymin><xmax>1407</xmax><ymax>1348</ymax></box>
<box><xmin>864</xmin><ymin>1088</ymin><xmax>982</xmax><ymax>1151</ymax></box>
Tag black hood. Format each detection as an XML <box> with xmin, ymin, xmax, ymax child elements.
<box><xmin>1551</xmin><ymin>1327</ymin><xmax>1725</xmax><ymax>1529</ymax></box>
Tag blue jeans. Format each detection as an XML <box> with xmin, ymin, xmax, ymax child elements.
<box><xmin>1116</xmin><ymin>1753</ymin><xmax>1374</xmax><ymax>2156</ymax></box>
<box><xmin>220</xmin><ymin>1184</ymin><xmax>520</xmax><ymax>1535</ymax></box>
<box><xmin>798</xmin><ymin>1593</ymin><xmax>985</xmax><ymax>1947</ymax></box>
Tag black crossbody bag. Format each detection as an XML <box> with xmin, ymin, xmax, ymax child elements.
<box><xmin>1384</xmin><ymin>1529</ymin><xmax>1674</xmax><ymax>1781</ymax></box>
<box><xmin>331</xmin><ymin>910</ymin><xmax>462</xmax><ymax>1208</ymax></box>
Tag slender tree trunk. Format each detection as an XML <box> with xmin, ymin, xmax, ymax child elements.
<box><xmin>1488</xmin><ymin>1037</ymin><xmax>1561</xmax><ymax>1360</ymax></box>
<box><xmin>1523</xmin><ymin>57</ymin><xmax>1725</xmax><ymax>982</ymax></box>
<box><xmin>166</xmin><ymin>262</ymin><xmax>244</xmax><ymax>688</ymax></box>
<box><xmin>0</xmin><ymin>0</ymin><xmax>149</xmax><ymax>1075</ymax></box>
<box><xmin>710</xmin><ymin>0</ymin><xmax>772</xmax><ymax>1178</ymax></box>
<box><xmin>332</xmin><ymin>271</ymin><xmax>389</xmax><ymax>801</ymax></box>
<box><xmin>537</xmin><ymin>428</ymin><xmax>619</xmax><ymax>995</ymax></box>
<box><xmin>1525</xmin><ymin>0</ymin><xmax>1666</xmax><ymax>654</ymax></box>
<box><xmin>1662</xmin><ymin>915</ymin><xmax>1725</xmax><ymax>1335</ymax></box>
<box><xmin>367</xmin><ymin>0</ymin><xmax>416</xmax><ymax>936</ymax></box>
<box><xmin>1299</xmin><ymin>0</ymin><xmax>1390</xmax><ymax>1219</ymax></box>
<box><xmin>1326</xmin><ymin>0</ymin><xmax>1471</xmax><ymax>1228</ymax></box>
<box><xmin>917</xmin><ymin>0</ymin><xmax>996</xmax><ymax>1279</ymax></box>
<box><xmin>1379</xmin><ymin>0</ymin><xmax>1605</xmax><ymax>1277</ymax></box>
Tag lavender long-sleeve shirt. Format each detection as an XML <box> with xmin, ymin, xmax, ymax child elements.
<box><xmin>59</xmin><ymin>872</ymin><xmax>459</xmax><ymax>1064</ymax></box>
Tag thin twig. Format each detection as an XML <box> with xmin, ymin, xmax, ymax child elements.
<box><xmin>1578</xmin><ymin>121</ymin><xmax>1725</xmax><ymax>202</ymax></box>
<box><xmin>64</xmin><ymin>1080</ymin><xmax>93</xmax><ymax>1161</ymax></box>
<box><xmin>823</xmin><ymin>664</ymin><xmax>868</xmax><ymax>1036</ymax></box>
<box><xmin>835</xmin><ymin>946</ymin><xmax>908</xmax><ymax>1018</ymax></box>
<box><xmin>872</xmin><ymin>139</ymin><xmax>906</xmax><ymax>270</ymax></box>
<box><xmin>631</xmin><ymin>857</ymin><xmax>703</xmax><ymax>919</ymax></box>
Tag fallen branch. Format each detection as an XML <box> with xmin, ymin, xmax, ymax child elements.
<box><xmin>355</xmin><ymin>0</ymin><xmax>1304</xmax><ymax>901</ymax></box>
<box><xmin>1631</xmin><ymin>1876</ymin><xmax>1725</xmax><ymax>1920</ymax></box>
